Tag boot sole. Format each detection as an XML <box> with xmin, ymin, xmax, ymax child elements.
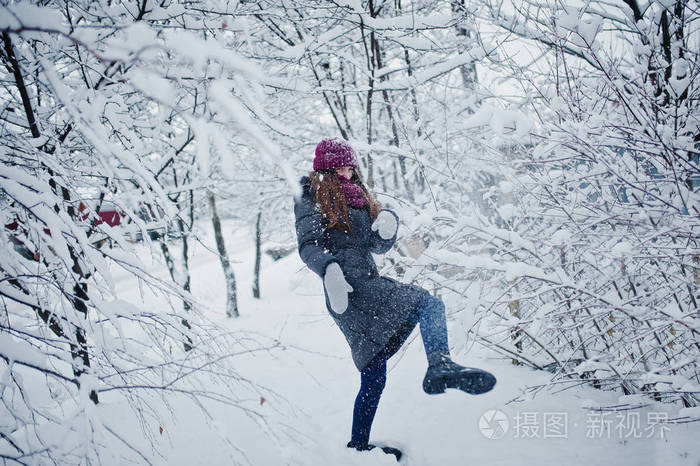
<box><xmin>423</xmin><ymin>370</ymin><xmax>497</xmax><ymax>395</ymax></box>
<box><xmin>347</xmin><ymin>442</ymin><xmax>402</xmax><ymax>462</ymax></box>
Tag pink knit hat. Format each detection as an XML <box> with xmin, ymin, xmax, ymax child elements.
<box><xmin>313</xmin><ymin>138</ymin><xmax>359</xmax><ymax>171</ymax></box>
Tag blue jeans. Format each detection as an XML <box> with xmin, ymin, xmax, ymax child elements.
<box><xmin>407</xmin><ymin>292</ymin><xmax>450</xmax><ymax>359</ymax></box>
<box><xmin>350</xmin><ymin>292</ymin><xmax>449</xmax><ymax>445</ymax></box>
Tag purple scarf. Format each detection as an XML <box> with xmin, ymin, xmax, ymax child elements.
<box><xmin>338</xmin><ymin>174</ymin><xmax>367</xmax><ymax>209</ymax></box>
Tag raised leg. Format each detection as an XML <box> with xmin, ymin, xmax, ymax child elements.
<box><xmin>410</xmin><ymin>292</ymin><xmax>450</xmax><ymax>364</ymax></box>
<box><xmin>409</xmin><ymin>292</ymin><xmax>497</xmax><ymax>395</ymax></box>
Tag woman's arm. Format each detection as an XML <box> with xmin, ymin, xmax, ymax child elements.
<box><xmin>369</xmin><ymin>209</ymin><xmax>399</xmax><ymax>254</ymax></box>
<box><xmin>294</xmin><ymin>192</ymin><xmax>337</xmax><ymax>277</ymax></box>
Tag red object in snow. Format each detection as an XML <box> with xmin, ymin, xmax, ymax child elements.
<box><xmin>77</xmin><ymin>201</ymin><xmax>121</xmax><ymax>227</ymax></box>
<box><xmin>5</xmin><ymin>207</ymin><xmax>121</xmax><ymax>246</ymax></box>
<box><xmin>5</xmin><ymin>220</ymin><xmax>51</xmax><ymax>238</ymax></box>
<box><xmin>95</xmin><ymin>210</ymin><xmax>121</xmax><ymax>227</ymax></box>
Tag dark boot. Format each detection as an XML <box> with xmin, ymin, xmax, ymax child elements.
<box><xmin>347</xmin><ymin>440</ymin><xmax>402</xmax><ymax>462</ymax></box>
<box><xmin>423</xmin><ymin>353</ymin><xmax>496</xmax><ymax>395</ymax></box>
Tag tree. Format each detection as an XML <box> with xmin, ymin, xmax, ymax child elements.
<box><xmin>0</xmin><ymin>1</ymin><xmax>285</xmax><ymax>462</ymax></box>
<box><xmin>447</xmin><ymin>0</ymin><xmax>700</xmax><ymax>411</ymax></box>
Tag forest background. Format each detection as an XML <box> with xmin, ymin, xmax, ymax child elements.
<box><xmin>0</xmin><ymin>0</ymin><xmax>698</xmax><ymax>463</ymax></box>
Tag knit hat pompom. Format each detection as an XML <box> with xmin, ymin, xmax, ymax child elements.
<box><xmin>313</xmin><ymin>138</ymin><xmax>358</xmax><ymax>171</ymax></box>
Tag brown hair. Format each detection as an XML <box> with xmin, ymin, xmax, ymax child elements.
<box><xmin>310</xmin><ymin>169</ymin><xmax>381</xmax><ymax>233</ymax></box>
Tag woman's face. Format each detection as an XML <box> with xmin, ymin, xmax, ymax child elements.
<box><xmin>335</xmin><ymin>166</ymin><xmax>354</xmax><ymax>180</ymax></box>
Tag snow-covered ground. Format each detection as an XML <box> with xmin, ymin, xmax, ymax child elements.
<box><xmin>112</xmin><ymin>222</ymin><xmax>700</xmax><ymax>466</ymax></box>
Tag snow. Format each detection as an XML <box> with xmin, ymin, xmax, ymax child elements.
<box><xmin>147</xmin><ymin>3</ymin><xmax>187</xmax><ymax>20</ymax></box>
<box><xmin>129</xmin><ymin>69</ymin><xmax>176</xmax><ymax>104</ymax></box>
<box><xmin>0</xmin><ymin>332</ymin><xmax>49</xmax><ymax>368</ymax></box>
<box><xmin>678</xmin><ymin>407</ymin><xmax>700</xmax><ymax>419</ymax></box>
<box><xmin>463</xmin><ymin>104</ymin><xmax>532</xmax><ymax>138</ymax></box>
<box><xmin>577</xmin><ymin>17</ymin><xmax>602</xmax><ymax>45</ymax></box>
<box><xmin>98</xmin><ymin>221</ymin><xmax>700</xmax><ymax>465</ymax></box>
<box><xmin>499</xmin><ymin>180</ymin><xmax>515</xmax><ymax>194</ymax></box>
<box><xmin>610</xmin><ymin>241</ymin><xmax>633</xmax><ymax>257</ymax></box>
<box><xmin>164</xmin><ymin>30</ymin><xmax>264</xmax><ymax>81</ymax></box>
<box><xmin>102</xmin><ymin>23</ymin><xmax>160</xmax><ymax>62</ymax></box>
<box><xmin>497</xmin><ymin>204</ymin><xmax>516</xmax><ymax>221</ymax></box>
<box><xmin>329</xmin><ymin>2</ymin><xmax>452</xmax><ymax>31</ymax></box>
<box><xmin>503</xmin><ymin>262</ymin><xmax>549</xmax><ymax>282</ymax></box>
<box><xmin>550</xmin><ymin>229</ymin><xmax>572</xmax><ymax>246</ymax></box>
<box><xmin>0</xmin><ymin>3</ymin><xmax>66</xmax><ymax>32</ymax></box>
<box><xmin>669</xmin><ymin>58</ymin><xmax>691</xmax><ymax>97</ymax></box>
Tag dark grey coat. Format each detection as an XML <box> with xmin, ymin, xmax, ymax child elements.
<box><xmin>293</xmin><ymin>176</ymin><xmax>427</xmax><ymax>371</ymax></box>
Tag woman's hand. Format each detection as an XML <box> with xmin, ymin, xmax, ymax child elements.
<box><xmin>324</xmin><ymin>262</ymin><xmax>353</xmax><ymax>314</ymax></box>
<box><xmin>371</xmin><ymin>210</ymin><xmax>398</xmax><ymax>240</ymax></box>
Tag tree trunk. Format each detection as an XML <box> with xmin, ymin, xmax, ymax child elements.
<box><xmin>178</xmin><ymin>189</ymin><xmax>194</xmax><ymax>312</ymax></box>
<box><xmin>177</xmin><ymin>217</ymin><xmax>192</xmax><ymax>312</ymax></box>
<box><xmin>208</xmin><ymin>192</ymin><xmax>239</xmax><ymax>317</ymax></box>
<box><xmin>451</xmin><ymin>1</ymin><xmax>478</xmax><ymax>96</ymax></box>
<box><xmin>3</xmin><ymin>31</ymin><xmax>98</xmax><ymax>403</ymax></box>
<box><xmin>374</xmin><ymin>34</ymin><xmax>415</xmax><ymax>201</ymax></box>
<box><xmin>253</xmin><ymin>210</ymin><xmax>262</xmax><ymax>299</ymax></box>
<box><xmin>360</xmin><ymin>8</ymin><xmax>376</xmax><ymax>188</ymax></box>
<box><xmin>159</xmin><ymin>239</ymin><xmax>194</xmax><ymax>350</ymax></box>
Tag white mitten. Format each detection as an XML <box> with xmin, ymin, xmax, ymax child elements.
<box><xmin>371</xmin><ymin>210</ymin><xmax>398</xmax><ymax>240</ymax></box>
<box><xmin>324</xmin><ymin>262</ymin><xmax>353</xmax><ymax>314</ymax></box>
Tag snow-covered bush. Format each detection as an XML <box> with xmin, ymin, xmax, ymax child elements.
<box><xmin>0</xmin><ymin>2</ymin><xmax>281</xmax><ymax>463</ymax></box>
<box><xmin>444</xmin><ymin>0</ymin><xmax>700</xmax><ymax>415</ymax></box>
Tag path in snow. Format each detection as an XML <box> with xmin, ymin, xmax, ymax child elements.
<box><xmin>114</xmin><ymin>224</ymin><xmax>699</xmax><ymax>466</ymax></box>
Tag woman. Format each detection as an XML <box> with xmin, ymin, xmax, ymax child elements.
<box><xmin>293</xmin><ymin>138</ymin><xmax>496</xmax><ymax>461</ymax></box>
